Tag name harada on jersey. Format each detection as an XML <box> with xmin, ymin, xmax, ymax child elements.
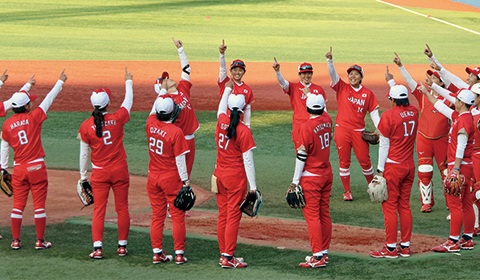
<box><xmin>89</xmin><ymin>120</ymin><xmax>117</xmax><ymax>131</ymax></box>
<box><xmin>10</xmin><ymin>119</ymin><xmax>29</xmax><ymax>130</ymax></box>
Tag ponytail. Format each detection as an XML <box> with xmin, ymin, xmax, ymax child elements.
<box><xmin>92</xmin><ymin>106</ymin><xmax>105</xmax><ymax>138</ymax></box>
<box><xmin>227</xmin><ymin>108</ymin><xmax>241</xmax><ymax>139</ymax></box>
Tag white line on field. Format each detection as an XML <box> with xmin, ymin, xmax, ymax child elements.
<box><xmin>376</xmin><ymin>0</ymin><xmax>480</xmax><ymax>36</ymax></box>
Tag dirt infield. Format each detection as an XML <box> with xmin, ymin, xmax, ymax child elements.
<box><xmin>385</xmin><ymin>0</ymin><xmax>480</xmax><ymax>12</ymax></box>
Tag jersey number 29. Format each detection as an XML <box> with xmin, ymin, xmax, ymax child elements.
<box><xmin>149</xmin><ymin>137</ymin><xmax>163</xmax><ymax>155</ymax></box>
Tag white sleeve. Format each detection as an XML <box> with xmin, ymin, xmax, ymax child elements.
<box><xmin>433</xmin><ymin>100</ymin><xmax>454</xmax><ymax>120</ymax></box>
<box><xmin>292</xmin><ymin>158</ymin><xmax>305</xmax><ymax>185</ymax></box>
<box><xmin>244</xmin><ymin>104</ymin><xmax>251</xmax><ymax>128</ymax></box>
<box><xmin>377</xmin><ymin>135</ymin><xmax>389</xmax><ymax>172</ymax></box>
<box><xmin>429</xmin><ymin>55</ymin><xmax>452</xmax><ymax>87</ymax></box>
<box><xmin>275</xmin><ymin>71</ymin><xmax>290</xmax><ymax>91</ymax></box>
<box><xmin>398</xmin><ymin>66</ymin><xmax>418</xmax><ymax>91</ymax></box>
<box><xmin>387</xmin><ymin>79</ymin><xmax>396</xmax><ymax>88</ymax></box>
<box><xmin>175</xmin><ymin>153</ymin><xmax>189</xmax><ymax>181</ymax></box>
<box><xmin>243</xmin><ymin>149</ymin><xmax>257</xmax><ymax>191</ymax></box>
<box><xmin>79</xmin><ymin>140</ymin><xmax>90</xmax><ymax>181</ymax></box>
<box><xmin>456</xmin><ymin>133</ymin><xmax>468</xmax><ymax>160</ymax></box>
<box><xmin>3</xmin><ymin>99</ymin><xmax>13</xmax><ymax>112</ymax></box>
<box><xmin>1</xmin><ymin>140</ymin><xmax>10</xmax><ymax>169</ymax></box>
<box><xmin>431</xmin><ymin>83</ymin><xmax>455</xmax><ymax>104</ymax></box>
<box><xmin>178</xmin><ymin>47</ymin><xmax>190</xmax><ymax>81</ymax></box>
<box><xmin>0</xmin><ymin>80</ymin><xmax>3</xmax><ymax>88</ymax></box>
<box><xmin>369</xmin><ymin>108</ymin><xmax>380</xmax><ymax>128</ymax></box>
<box><xmin>218</xmin><ymin>53</ymin><xmax>227</xmax><ymax>83</ymax></box>
<box><xmin>217</xmin><ymin>87</ymin><xmax>231</xmax><ymax>117</ymax></box>
<box><xmin>438</xmin><ymin>67</ymin><xmax>469</xmax><ymax>89</ymax></box>
<box><xmin>326</xmin><ymin>58</ymin><xmax>340</xmax><ymax>86</ymax></box>
<box><xmin>39</xmin><ymin>80</ymin><xmax>64</xmax><ymax>113</ymax></box>
<box><xmin>19</xmin><ymin>82</ymin><xmax>32</xmax><ymax>92</ymax></box>
<box><xmin>121</xmin><ymin>80</ymin><xmax>133</xmax><ymax>113</ymax></box>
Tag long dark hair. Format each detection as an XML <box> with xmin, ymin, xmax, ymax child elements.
<box><xmin>92</xmin><ymin>106</ymin><xmax>106</xmax><ymax>138</ymax></box>
<box><xmin>227</xmin><ymin>108</ymin><xmax>241</xmax><ymax>139</ymax></box>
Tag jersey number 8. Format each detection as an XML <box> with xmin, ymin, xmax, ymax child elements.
<box><xmin>18</xmin><ymin>130</ymin><xmax>28</xmax><ymax>145</ymax></box>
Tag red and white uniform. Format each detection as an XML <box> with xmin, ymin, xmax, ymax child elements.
<box><xmin>214</xmin><ymin>113</ymin><xmax>256</xmax><ymax>257</ymax></box>
<box><xmin>377</xmin><ymin>104</ymin><xmax>419</xmax><ymax>245</ymax></box>
<box><xmin>297</xmin><ymin>113</ymin><xmax>333</xmax><ymax>256</ymax></box>
<box><xmin>1</xmin><ymin>80</ymin><xmax>64</xmax><ymax>242</ymax></box>
<box><xmin>218</xmin><ymin>77</ymin><xmax>254</xmax><ymax>109</ymax></box>
<box><xmin>471</xmin><ymin>107</ymin><xmax>480</xmax><ymax>184</ymax></box>
<box><xmin>146</xmin><ymin>114</ymin><xmax>189</xmax><ymax>254</ymax></box>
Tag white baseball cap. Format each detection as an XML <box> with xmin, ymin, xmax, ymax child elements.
<box><xmin>90</xmin><ymin>88</ymin><xmax>111</xmax><ymax>108</ymax></box>
<box><xmin>389</xmin><ymin>85</ymin><xmax>409</xmax><ymax>99</ymax></box>
<box><xmin>455</xmin><ymin>89</ymin><xmax>475</xmax><ymax>105</ymax></box>
<box><xmin>11</xmin><ymin>90</ymin><xmax>37</xmax><ymax>108</ymax></box>
<box><xmin>228</xmin><ymin>94</ymin><xmax>245</xmax><ymax>112</ymax></box>
<box><xmin>306</xmin><ymin>93</ymin><xmax>325</xmax><ymax>110</ymax></box>
<box><xmin>470</xmin><ymin>83</ymin><xmax>480</xmax><ymax>95</ymax></box>
<box><xmin>155</xmin><ymin>96</ymin><xmax>174</xmax><ymax>114</ymax></box>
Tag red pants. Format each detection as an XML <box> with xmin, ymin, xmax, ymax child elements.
<box><xmin>291</xmin><ymin>124</ymin><xmax>301</xmax><ymax>150</ymax></box>
<box><xmin>382</xmin><ymin>162</ymin><xmax>415</xmax><ymax>244</ymax></box>
<box><xmin>446</xmin><ymin>165</ymin><xmax>474</xmax><ymax>236</ymax></box>
<box><xmin>473</xmin><ymin>151</ymin><xmax>480</xmax><ymax>226</ymax></box>
<box><xmin>147</xmin><ymin>171</ymin><xmax>185</xmax><ymax>251</ymax></box>
<box><xmin>11</xmin><ymin>161</ymin><xmax>48</xmax><ymax>240</ymax></box>
<box><xmin>300</xmin><ymin>172</ymin><xmax>333</xmax><ymax>254</ymax></box>
<box><xmin>216</xmin><ymin>170</ymin><xmax>247</xmax><ymax>256</ymax></box>
<box><xmin>186</xmin><ymin>138</ymin><xmax>195</xmax><ymax>176</ymax></box>
<box><xmin>90</xmin><ymin>162</ymin><xmax>130</xmax><ymax>244</ymax></box>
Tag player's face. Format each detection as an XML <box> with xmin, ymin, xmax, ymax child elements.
<box><xmin>25</xmin><ymin>102</ymin><xmax>32</xmax><ymax>112</ymax></box>
<box><xmin>454</xmin><ymin>98</ymin><xmax>464</xmax><ymax>112</ymax></box>
<box><xmin>474</xmin><ymin>93</ymin><xmax>480</xmax><ymax>107</ymax></box>
<box><xmin>299</xmin><ymin>72</ymin><xmax>313</xmax><ymax>85</ymax></box>
<box><xmin>430</xmin><ymin>75</ymin><xmax>444</xmax><ymax>87</ymax></box>
<box><xmin>466</xmin><ymin>73</ymin><xmax>478</xmax><ymax>86</ymax></box>
<box><xmin>348</xmin><ymin>70</ymin><xmax>362</xmax><ymax>87</ymax></box>
<box><xmin>231</xmin><ymin>67</ymin><xmax>245</xmax><ymax>83</ymax></box>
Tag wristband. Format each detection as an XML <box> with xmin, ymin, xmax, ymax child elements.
<box><xmin>453</xmin><ymin>168</ymin><xmax>460</xmax><ymax>171</ymax></box>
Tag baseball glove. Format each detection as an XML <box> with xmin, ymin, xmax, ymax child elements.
<box><xmin>174</xmin><ymin>185</ymin><xmax>196</xmax><ymax>211</ymax></box>
<box><xmin>0</xmin><ymin>169</ymin><xmax>13</xmax><ymax>197</ymax></box>
<box><xmin>443</xmin><ymin>171</ymin><xmax>464</xmax><ymax>197</ymax></box>
<box><xmin>367</xmin><ymin>175</ymin><xmax>388</xmax><ymax>202</ymax></box>
<box><xmin>473</xmin><ymin>181</ymin><xmax>480</xmax><ymax>203</ymax></box>
<box><xmin>77</xmin><ymin>179</ymin><xmax>94</xmax><ymax>207</ymax></box>
<box><xmin>362</xmin><ymin>130</ymin><xmax>380</xmax><ymax>145</ymax></box>
<box><xmin>286</xmin><ymin>183</ymin><xmax>306</xmax><ymax>208</ymax></box>
<box><xmin>239</xmin><ymin>190</ymin><xmax>262</xmax><ymax>217</ymax></box>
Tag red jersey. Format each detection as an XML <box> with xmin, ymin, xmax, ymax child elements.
<box><xmin>2</xmin><ymin>108</ymin><xmax>47</xmax><ymax>164</ymax></box>
<box><xmin>411</xmin><ymin>87</ymin><xmax>451</xmax><ymax>139</ymax></box>
<box><xmin>78</xmin><ymin>107</ymin><xmax>129</xmax><ymax>168</ymax></box>
<box><xmin>377</xmin><ymin>105</ymin><xmax>419</xmax><ymax>163</ymax></box>
<box><xmin>298</xmin><ymin>112</ymin><xmax>333</xmax><ymax>175</ymax></box>
<box><xmin>218</xmin><ymin>77</ymin><xmax>254</xmax><ymax>105</ymax></box>
<box><xmin>214</xmin><ymin>113</ymin><xmax>256</xmax><ymax>177</ymax></box>
<box><xmin>285</xmin><ymin>82</ymin><xmax>327</xmax><ymax>131</ymax></box>
<box><xmin>471</xmin><ymin>107</ymin><xmax>480</xmax><ymax>150</ymax></box>
<box><xmin>0</xmin><ymin>103</ymin><xmax>6</xmax><ymax>117</ymax></box>
<box><xmin>332</xmin><ymin>79</ymin><xmax>378</xmax><ymax>130</ymax></box>
<box><xmin>146</xmin><ymin>115</ymin><xmax>189</xmax><ymax>173</ymax></box>
<box><xmin>169</xmin><ymin>80</ymin><xmax>199</xmax><ymax>136</ymax></box>
<box><xmin>447</xmin><ymin>111</ymin><xmax>474</xmax><ymax>164</ymax></box>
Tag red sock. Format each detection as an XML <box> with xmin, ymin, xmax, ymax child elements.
<box><xmin>364</xmin><ymin>174</ymin><xmax>374</xmax><ymax>185</ymax></box>
<box><xmin>340</xmin><ymin>175</ymin><xmax>351</xmax><ymax>192</ymax></box>
<box><xmin>11</xmin><ymin>209</ymin><xmax>23</xmax><ymax>240</ymax></box>
<box><xmin>34</xmin><ymin>209</ymin><xmax>46</xmax><ymax>240</ymax></box>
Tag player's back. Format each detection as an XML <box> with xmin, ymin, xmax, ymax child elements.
<box><xmin>300</xmin><ymin>112</ymin><xmax>333</xmax><ymax>173</ymax></box>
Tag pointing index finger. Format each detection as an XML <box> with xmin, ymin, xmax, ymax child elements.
<box><xmin>386</xmin><ymin>65</ymin><xmax>389</xmax><ymax>73</ymax></box>
<box><xmin>2</xmin><ymin>69</ymin><xmax>7</xmax><ymax>75</ymax></box>
<box><xmin>222</xmin><ymin>39</ymin><xmax>224</xmax><ymax>45</ymax></box>
<box><xmin>274</xmin><ymin>57</ymin><xmax>278</xmax><ymax>63</ymax></box>
<box><xmin>329</xmin><ymin>46</ymin><xmax>332</xmax><ymax>53</ymax></box>
<box><xmin>394</xmin><ymin>52</ymin><xmax>399</xmax><ymax>58</ymax></box>
<box><xmin>61</xmin><ymin>68</ymin><xmax>65</xmax><ymax>75</ymax></box>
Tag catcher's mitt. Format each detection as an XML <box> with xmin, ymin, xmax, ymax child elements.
<box><xmin>77</xmin><ymin>179</ymin><xmax>94</xmax><ymax>207</ymax></box>
<box><xmin>473</xmin><ymin>181</ymin><xmax>480</xmax><ymax>203</ymax></box>
<box><xmin>239</xmin><ymin>190</ymin><xmax>262</xmax><ymax>217</ymax></box>
<box><xmin>362</xmin><ymin>130</ymin><xmax>380</xmax><ymax>145</ymax></box>
<box><xmin>174</xmin><ymin>185</ymin><xmax>196</xmax><ymax>211</ymax></box>
<box><xmin>443</xmin><ymin>171</ymin><xmax>464</xmax><ymax>197</ymax></box>
<box><xmin>1</xmin><ymin>169</ymin><xmax>13</xmax><ymax>197</ymax></box>
<box><xmin>286</xmin><ymin>183</ymin><xmax>306</xmax><ymax>208</ymax></box>
<box><xmin>367</xmin><ymin>175</ymin><xmax>388</xmax><ymax>202</ymax></box>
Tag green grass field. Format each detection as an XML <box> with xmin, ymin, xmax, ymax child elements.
<box><xmin>1</xmin><ymin>0</ymin><xmax>480</xmax><ymax>279</ymax></box>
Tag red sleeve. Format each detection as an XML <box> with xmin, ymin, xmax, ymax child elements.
<box><xmin>410</xmin><ymin>86</ymin><xmax>422</xmax><ymax>103</ymax></box>
<box><xmin>238</xmin><ymin>125</ymin><xmax>256</xmax><ymax>153</ymax></box>
<box><xmin>1</xmin><ymin>122</ymin><xmax>10</xmax><ymax>143</ymax></box>
<box><xmin>173</xmin><ymin>129</ymin><xmax>189</xmax><ymax>157</ymax></box>
<box><xmin>79</xmin><ymin>121</ymin><xmax>91</xmax><ymax>145</ymax></box>
<box><xmin>178</xmin><ymin>80</ymin><xmax>192</xmax><ymax>99</ymax></box>
<box><xmin>367</xmin><ymin>90</ymin><xmax>379</xmax><ymax>112</ymax></box>
<box><xmin>284</xmin><ymin>81</ymin><xmax>294</xmax><ymax>96</ymax></box>
<box><xmin>115</xmin><ymin>107</ymin><xmax>130</xmax><ymax>126</ymax></box>
<box><xmin>298</xmin><ymin>123</ymin><xmax>313</xmax><ymax>154</ymax></box>
<box><xmin>0</xmin><ymin>103</ymin><xmax>6</xmax><ymax>117</ymax></box>
<box><xmin>32</xmin><ymin>107</ymin><xmax>48</xmax><ymax>125</ymax></box>
<box><xmin>246</xmin><ymin>86</ymin><xmax>254</xmax><ymax>104</ymax></box>
<box><xmin>377</xmin><ymin>112</ymin><xmax>391</xmax><ymax>139</ymax></box>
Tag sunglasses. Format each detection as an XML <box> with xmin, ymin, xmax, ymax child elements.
<box><xmin>231</xmin><ymin>61</ymin><xmax>246</xmax><ymax>68</ymax></box>
<box><xmin>349</xmin><ymin>66</ymin><xmax>363</xmax><ymax>73</ymax></box>
<box><xmin>299</xmin><ymin>65</ymin><xmax>313</xmax><ymax>71</ymax></box>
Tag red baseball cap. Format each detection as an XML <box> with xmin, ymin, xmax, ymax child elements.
<box><xmin>465</xmin><ymin>67</ymin><xmax>480</xmax><ymax>79</ymax></box>
<box><xmin>298</xmin><ymin>63</ymin><xmax>314</xmax><ymax>73</ymax></box>
<box><xmin>154</xmin><ymin>72</ymin><xmax>170</xmax><ymax>94</ymax></box>
<box><xmin>230</xmin><ymin>60</ymin><xmax>246</xmax><ymax>70</ymax></box>
<box><xmin>347</xmin><ymin>65</ymin><xmax>363</xmax><ymax>76</ymax></box>
<box><xmin>426</xmin><ymin>70</ymin><xmax>443</xmax><ymax>82</ymax></box>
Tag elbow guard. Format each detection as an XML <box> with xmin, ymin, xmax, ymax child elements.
<box><xmin>297</xmin><ymin>150</ymin><xmax>307</xmax><ymax>162</ymax></box>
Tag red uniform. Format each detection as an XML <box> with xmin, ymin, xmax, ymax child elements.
<box><xmin>377</xmin><ymin>104</ymin><xmax>418</xmax><ymax>245</ymax></box>
<box><xmin>146</xmin><ymin>115</ymin><xmax>189</xmax><ymax>253</ymax></box>
<box><xmin>168</xmin><ymin>80</ymin><xmax>199</xmax><ymax>176</ymax></box>
<box><xmin>0</xmin><ymin>103</ymin><xmax>6</xmax><ymax>117</ymax></box>
<box><xmin>79</xmin><ymin>107</ymin><xmax>131</xmax><ymax>245</ymax></box>
<box><xmin>331</xmin><ymin>79</ymin><xmax>378</xmax><ymax>192</ymax></box>
<box><xmin>214</xmin><ymin>113</ymin><xmax>255</xmax><ymax>256</ymax></box>
<box><xmin>218</xmin><ymin>77</ymin><xmax>254</xmax><ymax>122</ymax></box>
<box><xmin>471</xmin><ymin>107</ymin><xmax>480</xmax><ymax>229</ymax></box>
<box><xmin>284</xmin><ymin>82</ymin><xmax>326</xmax><ymax>149</ymax></box>
<box><xmin>298</xmin><ymin>113</ymin><xmax>333</xmax><ymax>255</ymax></box>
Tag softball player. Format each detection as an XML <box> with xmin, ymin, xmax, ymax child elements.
<box><xmin>215</xmin><ymin>79</ymin><xmax>257</xmax><ymax>269</ymax></box>
<box><xmin>469</xmin><ymin>84</ymin><xmax>480</xmax><ymax>236</ymax></box>
<box><xmin>292</xmin><ymin>94</ymin><xmax>333</xmax><ymax>268</ymax></box>
<box><xmin>272</xmin><ymin>58</ymin><xmax>327</xmax><ymax>150</ymax></box>
<box><xmin>418</xmin><ymin>84</ymin><xmax>476</xmax><ymax>252</ymax></box>
<box><xmin>390</xmin><ymin>54</ymin><xmax>452</xmax><ymax>213</ymax></box>
<box><xmin>1</xmin><ymin>70</ymin><xmax>67</xmax><ymax>250</ymax></box>
<box><xmin>325</xmin><ymin>47</ymin><xmax>380</xmax><ymax>201</ymax></box>
<box><xmin>78</xmin><ymin>68</ymin><xmax>133</xmax><ymax>259</ymax></box>
<box><xmin>370</xmin><ymin>85</ymin><xmax>418</xmax><ymax>259</ymax></box>
<box><xmin>218</xmin><ymin>40</ymin><xmax>253</xmax><ymax>127</ymax></box>
<box><xmin>146</xmin><ymin>80</ymin><xmax>190</xmax><ymax>265</ymax></box>
<box><xmin>0</xmin><ymin>70</ymin><xmax>35</xmax><ymax>117</ymax></box>
<box><xmin>154</xmin><ymin>38</ymin><xmax>199</xmax><ymax>177</ymax></box>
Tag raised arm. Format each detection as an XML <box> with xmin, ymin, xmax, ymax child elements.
<box><xmin>219</xmin><ymin>39</ymin><xmax>228</xmax><ymax>83</ymax></box>
<box><xmin>430</xmin><ymin>60</ymin><xmax>468</xmax><ymax>89</ymax></box>
<box><xmin>392</xmin><ymin>52</ymin><xmax>417</xmax><ymax>91</ymax></box>
<box><xmin>0</xmin><ymin>69</ymin><xmax>8</xmax><ymax>88</ymax></box>
<box><xmin>121</xmin><ymin>67</ymin><xmax>133</xmax><ymax>113</ymax></box>
<box><xmin>417</xmin><ymin>81</ymin><xmax>453</xmax><ymax>120</ymax></box>
<box><xmin>272</xmin><ymin>57</ymin><xmax>289</xmax><ymax>91</ymax></box>
<box><xmin>172</xmin><ymin>38</ymin><xmax>190</xmax><ymax>82</ymax></box>
<box><xmin>325</xmin><ymin>47</ymin><xmax>340</xmax><ymax>86</ymax></box>
<box><xmin>217</xmin><ymin>79</ymin><xmax>232</xmax><ymax>117</ymax></box>
<box><xmin>39</xmin><ymin>69</ymin><xmax>67</xmax><ymax>113</ymax></box>
<box><xmin>150</xmin><ymin>79</ymin><xmax>170</xmax><ymax>115</ymax></box>
<box><xmin>425</xmin><ymin>75</ymin><xmax>456</xmax><ymax>104</ymax></box>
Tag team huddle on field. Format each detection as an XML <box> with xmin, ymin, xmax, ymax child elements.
<box><xmin>0</xmin><ymin>39</ymin><xmax>479</xmax><ymax>269</ymax></box>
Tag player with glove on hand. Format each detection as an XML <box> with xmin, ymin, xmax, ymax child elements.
<box><xmin>289</xmin><ymin>93</ymin><xmax>333</xmax><ymax>268</ymax></box>
<box><xmin>370</xmin><ymin>81</ymin><xmax>418</xmax><ymax>259</ymax></box>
